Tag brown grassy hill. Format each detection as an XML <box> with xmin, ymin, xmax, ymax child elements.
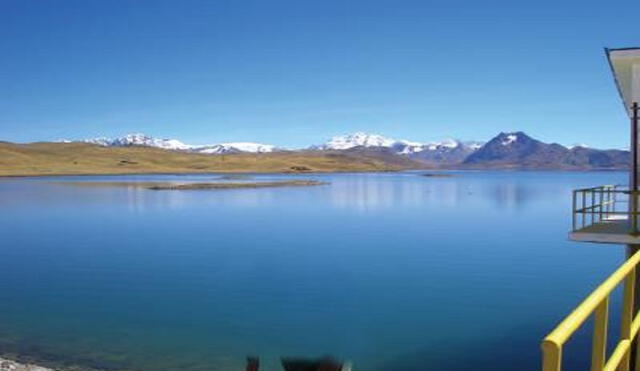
<box><xmin>0</xmin><ymin>142</ymin><xmax>424</xmax><ymax>176</ymax></box>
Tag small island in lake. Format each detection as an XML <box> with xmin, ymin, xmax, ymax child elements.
<box><xmin>420</xmin><ymin>173</ymin><xmax>456</xmax><ymax>178</ymax></box>
<box><xmin>54</xmin><ymin>179</ymin><xmax>329</xmax><ymax>190</ymax></box>
<box><xmin>147</xmin><ymin>180</ymin><xmax>328</xmax><ymax>190</ymax></box>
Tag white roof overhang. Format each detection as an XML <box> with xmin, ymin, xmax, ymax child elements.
<box><xmin>606</xmin><ymin>48</ymin><xmax>640</xmax><ymax>117</ymax></box>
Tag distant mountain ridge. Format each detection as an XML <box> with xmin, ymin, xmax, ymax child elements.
<box><xmin>315</xmin><ymin>132</ymin><xmax>484</xmax><ymax>152</ymax></box>
<box><xmin>314</xmin><ymin>132</ymin><xmax>485</xmax><ymax>166</ymax></box>
<box><xmin>86</xmin><ymin>133</ymin><xmax>193</xmax><ymax>151</ymax></box>
<box><xmin>462</xmin><ymin>132</ymin><xmax>628</xmax><ymax>169</ymax></box>
<box><xmin>79</xmin><ymin>132</ymin><xmax>486</xmax><ymax>159</ymax></box>
<box><xmin>83</xmin><ymin>133</ymin><xmax>276</xmax><ymax>154</ymax></box>
<box><xmin>66</xmin><ymin>131</ymin><xmax>628</xmax><ymax>169</ymax></box>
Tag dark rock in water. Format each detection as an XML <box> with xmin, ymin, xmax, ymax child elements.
<box><xmin>219</xmin><ymin>174</ymin><xmax>252</xmax><ymax>180</ymax></box>
<box><xmin>246</xmin><ymin>356</ymin><xmax>259</xmax><ymax>371</ymax></box>
<box><xmin>420</xmin><ymin>173</ymin><xmax>454</xmax><ymax>177</ymax></box>
<box><xmin>290</xmin><ymin>166</ymin><xmax>312</xmax><ymax>172</ymax></box>
<box><xmin>281</xmin><ymin>357</ymin><xmax>349</xmax><ymax>371</ymax></box>
<box><xmin>118</xmin><ymin>159</ymin><xmax>138</xmax><ymax>165</ymax></box>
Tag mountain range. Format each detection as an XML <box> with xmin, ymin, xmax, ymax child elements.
<box><xmin>462</xmin><ymin>132</ymin><xmax>628</xmax><ymax>169</ymax></box>
<box><xmin>83</xmin><ymin>133</ymin><xmax>277</xmax><ymax>154</ymax></box>
<box><xmin>70</xmin><ymin>131</ymin><xmax>628</xmax><ymax>169</ymax></box>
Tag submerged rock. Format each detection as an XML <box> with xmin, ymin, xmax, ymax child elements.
<box><xmin>0</xmin><ymin>357</ymin><xmax>52</xmax><ymax>371</ymax></box>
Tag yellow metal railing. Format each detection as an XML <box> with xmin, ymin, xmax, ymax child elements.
<box><xmin>542</xmin><ymin>250</ymin><xmax>640</xmax><ymax>371</ymax></box>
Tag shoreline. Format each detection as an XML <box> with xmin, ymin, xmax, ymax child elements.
<box><xmin>0</xmin><ymin>169</ymin><xmax>406</xmax><ymax>178</ymax></box>
<box><xmin>0</xmin><ymin>167</ymin><xmax>628</xmax><ymax>178</ymax></box>
<box><xmin>0</xmin><ymin>357</ymin><xmax>53</xmax><ymax>371</ymax></box>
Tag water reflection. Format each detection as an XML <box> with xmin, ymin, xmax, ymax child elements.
<box><xmin>326</xmin><ymin>173</ymin><xmax>575</xmax><ymax>212</ymax></box>
<box><xmin>0</xmin><ymin>173</ymin><xmax>586</xmax><ymax>213</ymax></box>
<box><xmin>0</xmin><ymin>171</ymin><xmax>630</xmax><ymax>371</ymax></box>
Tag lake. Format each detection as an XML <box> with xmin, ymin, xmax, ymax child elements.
<box><xmin>0</xmin><ymin>171</ymin><xmax>629</xmax><ymax>370</ymax></box>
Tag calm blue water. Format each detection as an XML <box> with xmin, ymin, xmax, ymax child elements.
<box><xmin>0</xmin><ymin>171</ymin><xmax>630</xmax><ymax>370</ymax></box>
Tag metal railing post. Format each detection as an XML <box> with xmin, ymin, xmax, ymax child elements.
<box><xmin>632</xmin><ymin>191</ymin><xmax>638</xmax><ymax>235</ymax></box>
<box><xmin>592</xmin><ymin>190</ymin><xmax>596</xmax><ymax>225</ymax></box>
<box><xmin>608</xmin><ymin>187</ymin><xmax>612</xmax><ymax>218</ymax></box>
<box><xmin>621</xmin><ymin>268</ymin><xmax>636</xmax><ymax>371</ymax></box>
<box><xmin>591</xmin><ymin>298</ymin><xmax>609</xmax><ymax>371</ymax></box>
<box><xmin>542</xmin><ymin>341</ymin><xmax>562</xmax><ymax>371</ymax></box>
<box><xmin>599</xmin><ymin>189</ymin><xmax>603</xmax><ymax>222</ymax></box>
<box><xmin>632</xmin><ymin>102</ymin><xmax>638</xmax><ymax>193</ymax></box>
<box><xmin>582</xmin><ymin>190</ymin><xmax>587</xmax><ymax>228</ymax></box>
<box><xmin>573</xmin><ymin>190</ymin><xmax>577</xmax><ymax>231</ymax></box>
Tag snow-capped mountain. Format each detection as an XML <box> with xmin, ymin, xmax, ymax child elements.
<box><xmin>462</xmin><ymin>131</ymin><xmax>627</xmax><ymax>169</ymax></box>
<box><xmin>315</xmin><ymin>132</ymin><xmax>485</xmax><ymax>165</ymax></box>
<box><xmin>405</xmin><ymin>140</ymin><xmax>484</xmax><ymax>165</ymax></box>
<box><xmin>568</xmin><ymin>143</ymin><xmax>589</xmax><ymax>149</ymax></box>
<box><xmin>85</xmin><ymin>133</ymin><xmax>193</xmax><ymax>151</ymax></box>
<box><xmin>82</xmin><ymin>134</ymin><xmax>276</xmax><ymax>154</ymax></box>
<box><xmin>318</xmin><ymin>132</ymin><xmax>475</xmax><ymax>150</ymax></box>
<box><xmin>499</xmin><ymin>133</ymin><xmax>519</xmax><ymax>146</ymax></box>
<box><xmin>79</xmin><ymin>132</ymin><xmax>487</xmax><ymax>162</ymax></box>
<box><xmin>319</xmin><ymin>132</ymin><xmax>397</xmax><ymax>150</ymax></box>
<box><xmin>195</xmin><ymin>142</ymin><xmax>275</xmax><ymax>154</ymax></box>
<box><xmin>464</xmin><ymin>131</ymin><xmax>543</xmax><ymax>165</ymax></box>
<box><xmin>51</xmin><ymin>131</ymin><xmax>629</xmax><ymax>169</ymax></box>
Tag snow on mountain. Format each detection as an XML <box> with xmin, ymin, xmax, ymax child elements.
<box><xmin>80</xmin><ymin>132</ymin><xmax>484</xmax><ymax>158</ymax></box>
<box><xmin>84</xmin><ymin>137</ymin><xmax>113</xmax><ymax>146</ymax></box>
<box><xmin>463</xmin><ymin>131</ymin><xmax>628</xmax><ymax>169</ymax></box>
<box><xmin>317</xmin><ymin>132</ymin><xmax>484</xmax><ymax>157</ymax></box>
<box><xmin>59</xmin><ymin>131</ymin><xmax>628</xmax><ymax>169</ymax></box>
<box><xmin>195</xmin><ymin>142</ymin><xmax>276</xmax><ymax>154</ymax></box>
<box><xmin>86</xmin><ymin>133</ymin><xmax>193</xmax><ymax>150</ymax></box>
<box><xmin>82</xmin><ymin>134</ymin><xmax>276</xmax><ymax>154</ymax></box>
<box><xmin>465</xmin><ymin>141</ymin><xmax>485</xmax><ymax>150</ymax></box>
<box><xmin>321</xmin><ymin>132</ymin><xmax>396</xmax><ymax>150</ymax></box>
<box><xmin>568</xmin><ymin>143</ymin><xmax>589</xmax><ymax>149</ymax></box>
<box><xmin>310</xmin><ymin>132</ymin><xmax>486</xmax><ymax>167</ymax></box>
<box><xmin>395</xmin><ymin>140</ymin><xmax>426</xmax><ymax>154</ymax></box>
<box><xmin>394</xmin><ymin>139</ymin><xmax>461</xmax><ymax>155</ymax></box>
<box><xmin>404</xmin><ymin>139</ymin><xmax>482</xmax><ymax>165</ymax></box>
<box><xmin>429</xmin><ymin>138</ymin><xmax>460</xmax><ymax>150</ymax></box>
<box><xmin>500</xmin><ymin>134</ymin><xmax>518</xmax><ymax>146</ymax></box>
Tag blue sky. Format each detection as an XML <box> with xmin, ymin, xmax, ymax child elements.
<box><xmin>0</xmin><ymin>0</ymin><xmax>637</xmax><ymax>148</ymax></box>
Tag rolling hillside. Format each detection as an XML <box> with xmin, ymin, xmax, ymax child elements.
<box><xmin>0</xmin><ymin>141</ymin><xmax>424</xmax><ymax>176</ymax></box>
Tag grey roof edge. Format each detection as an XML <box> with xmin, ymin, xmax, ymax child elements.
<box><xmin>604</xmin><ymin>47</ymin><xmax>639</xmax><ymax>113</ymax></box>
<box><xmin>606</xmin><ymin>47</ymin><xmax>640</xmax><ymax>52</ymax></box>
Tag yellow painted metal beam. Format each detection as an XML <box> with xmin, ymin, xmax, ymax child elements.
<box><xmin>591</xmin><ymin>298</ymin><xmax>609</xmax><ymax>371</ymax></box>
<box><xmin>544</xmin><ymin>251</ymin><xmax>640</xmax><ymax>345</ymax></box>
<box><xmin>603</xmin><ymin>340</ymin><xmax>631</xmax><ymax>371</ymax></box>
<box><xmin>542</xmin><ymin>250</ymin><xmax>640</xmax><ymax>371</ymax></box>
<box><xmin>541</xmin><ymin>341</ymin><xmax>561</xmax><ymax>371</ymax></box>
